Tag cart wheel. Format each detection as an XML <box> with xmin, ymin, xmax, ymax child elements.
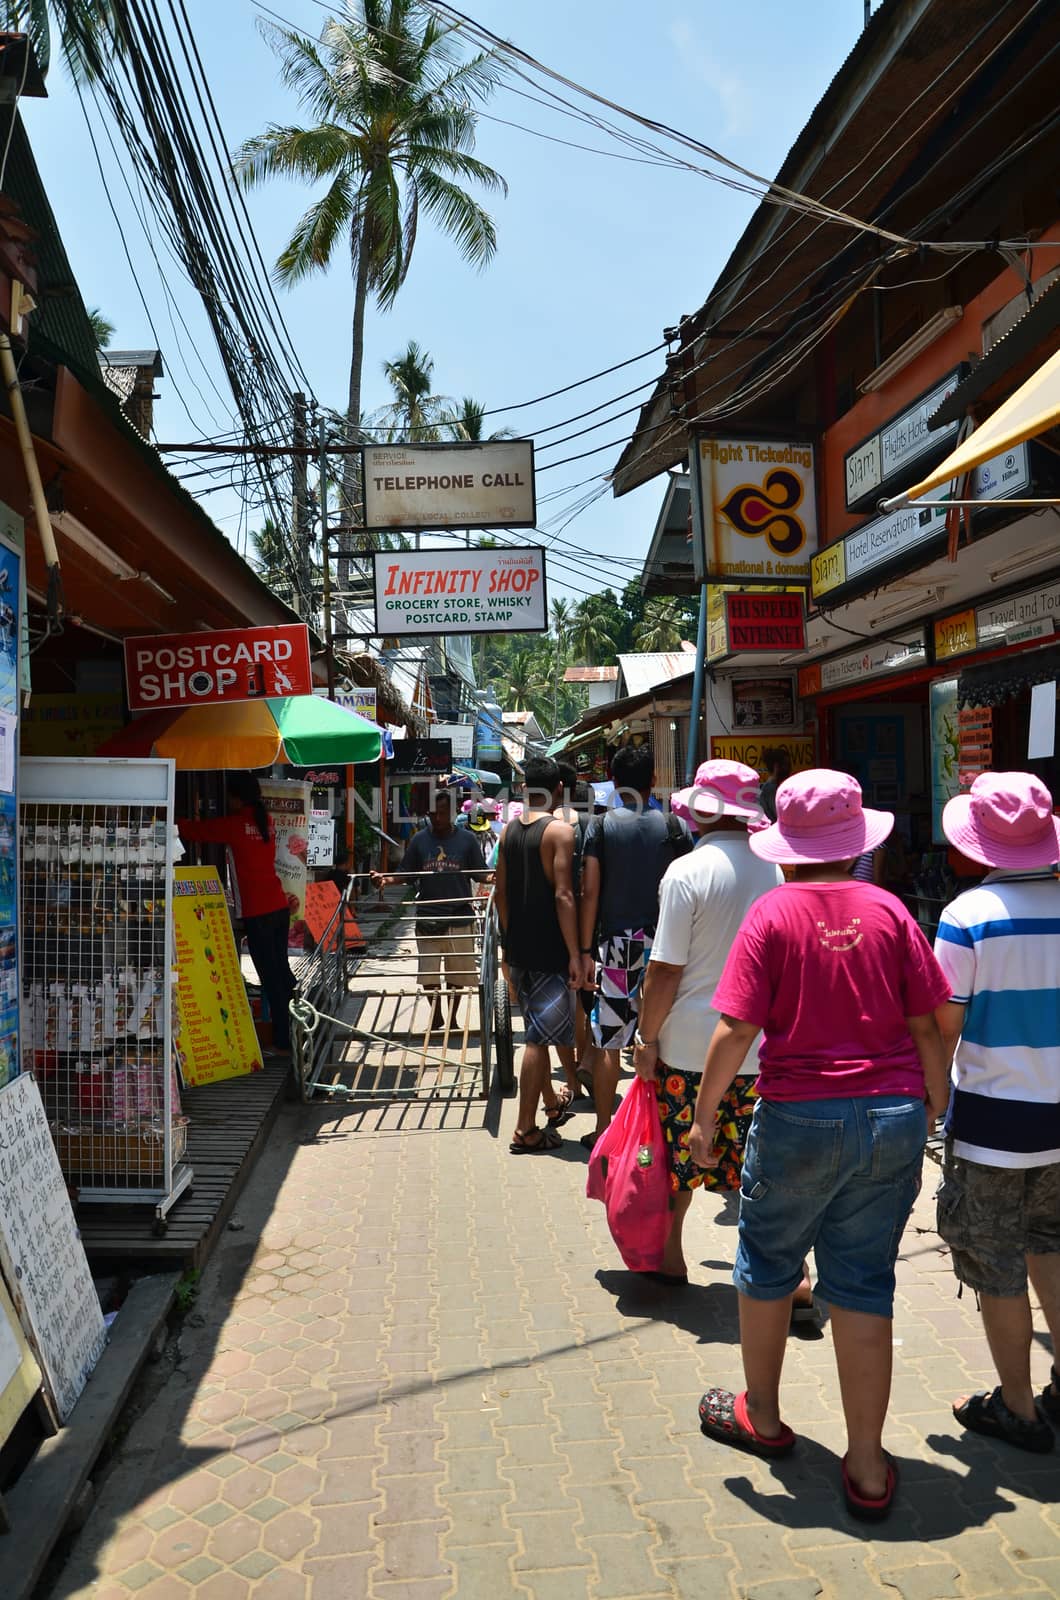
<box><xmin>153</xmin><ymin>1216</ymin><xmax>169</xmax><ymax>1238</ymax></box>
<box><xmin>494</xmin><ymin>976</ymin><xmax>515</xmax><ymax>1095</ymax></box>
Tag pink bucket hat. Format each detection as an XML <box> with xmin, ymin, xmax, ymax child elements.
<box><xmin>942</xmin><ymin>772</ymin><xmax>1060</xmax><ymax>870</ymax></box>
<box><xmin>670</xmin><ymin>759</ymin><xmax>764</xmax><ymax>825</ymax></box>
<box><xmin>748</xmin><ymin>768</ymin><xmax>893</xmax><ymax>865</ymax></box>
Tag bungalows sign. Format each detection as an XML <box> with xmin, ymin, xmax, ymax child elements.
<box><xmin>124</xmin><ymin>623</ymin><xmax>312</xmax><ymax>712</ymax></box>
<box><xmin>363</xmin><ymin>441</ymin><xmax>535</xmax><ymax>529</ymax></box>
<box><xmin>373</xmin><ymin>547</ymin><xmax>547</xmax><ymax>638</ymax></box>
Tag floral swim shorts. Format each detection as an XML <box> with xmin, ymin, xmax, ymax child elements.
<box><xmin>655</xmin><ymin>1067</ymin><xmax>759</xmax><ymax>1193</ymax></box>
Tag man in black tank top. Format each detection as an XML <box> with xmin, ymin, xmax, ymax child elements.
<box><xmin>496</xmin><ymin>757</ymin><xmax>583</xmax><ymax>1154</ymax></box>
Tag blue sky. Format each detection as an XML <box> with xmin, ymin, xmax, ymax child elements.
<box><xmin>22</xmin><ymin>0</ymin><xmax>875</xmax><ymax>604</ymax></box>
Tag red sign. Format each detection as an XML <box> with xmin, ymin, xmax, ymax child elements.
<box><xmin>124</xmin><ymin>624</ymin><xmax>312</xmax><ymax>712</ymax></box>
<box><xmin>725</xmin><ymin>592</ymin><xmax>806</xmax><ymax>653</ymax></box>
<box><xmin>798</xmin><ymin>662</ymin><xmax>822</xmax><ymax>698</ymax></box>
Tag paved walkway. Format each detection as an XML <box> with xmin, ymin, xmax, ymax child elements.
<box><xmin>51</xmin><ymin>1076</ymin><xmax>1060</xmax><ymax>1600</ymax></box>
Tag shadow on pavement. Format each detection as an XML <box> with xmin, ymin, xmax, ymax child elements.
<box><xmin>594</xmin><ymin>1268</ymin><xmax>741</xmax><ymax>1344</ymax></box>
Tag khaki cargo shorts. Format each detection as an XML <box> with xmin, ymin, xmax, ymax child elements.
<box><xmin>936</xmin><ymin>1142</ymin><xmax>1060</xmax><ymax>1297</ymax></box>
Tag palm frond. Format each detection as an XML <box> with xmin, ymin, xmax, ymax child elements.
<box><xmin>275</xmin><ymin>173</ymin><xmax>355</xmax><ymax>283</ymax></box>
<box><xmin>415</xmin><ymin>169</ymin><xmax>498</xmax><ymax>268</ymax></box>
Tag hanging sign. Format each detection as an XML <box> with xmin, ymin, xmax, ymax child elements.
<box><xmin>933</xmin><ymin>574</ymin><xmax>1060</xmax><ymax>664</ymax></box>
<box><xmin>0</xmin><ymin>1075</ymin><xmax>107</xmax><ymax>1422</ymax></box>
<box><xmin>260</xmin><ymin>780</ymin><xmax>310</xmax><ymax>951</ymax></box>
<box><xmin>173</xmin><ymin>868</ymin><xmax>263</xmax><ymax>1086</ymax></box>
<box><xmin>844</xmin><ymin>372</ymin><xmax>962</xmax><ymax>511</ymax></box>
<box><xmin>373</xmin><ymin>548</ymin><xmax>547</xmax><ymax>637</ymax></box>
<box><xmin>363</xmin><ymin>440</ymin><xmax>535</xmax><ymax>529</ymax></box>
<box><xmin>314</xmin><ymin>686</ymin><xmax>378</xmax><ymax>720</ymax></box>
<box><xmin>124</xmin><ymin>624</ymin><xmax>313</xmax><ymax>712</ymax></box>
<box><xmin>389</xmin><ymin>738</ymin><xmax>453</xmax><ymax>782</ymax></box>
<box><xmin>798</xmin><ymin>633</ymin><xmax>926</xmax><ymax>696</ymax></box>
<box><xmin>693</xmin><ymin>437</ymin><xmax>817</xmax><ymax>584</ymax></box>
<box><xmin>431</xmin><ymin>722</ymin><xmax>475</xmax><ymax>760</ymax></box>
<box><xmin>724</xmin><ymin>592</ymin><xmax>805</xmax><ymax>653</ymax></box>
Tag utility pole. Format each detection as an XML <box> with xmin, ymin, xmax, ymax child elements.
<box><xmin>291</xmin><ymin>391</ymin><xmax>311</xmax><ymax>617</ymax></box>
<box><xmin>318</xmin><ymin>415</ymin><xmax>336</xmax><ymax>699</ymax></box>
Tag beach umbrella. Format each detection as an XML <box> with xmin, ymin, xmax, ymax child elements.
<box><xmin>96</xmin><ymin>695</ymin><xmax>382</xmax><ymax>770</ymax></box>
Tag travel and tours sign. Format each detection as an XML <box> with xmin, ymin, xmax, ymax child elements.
<box><xmin>372</xmin><ymin>547</ymin><xmax>547</xmax><ymax>637</ymax></box>
<box><xmin>124</xmin><ymin>624</ymin><xmax>312</xmax><ymax>712</ymax></box>
<box><xmin>362</xmin><ymin>441</ymin><xmax>535</xmax><ymax>529</ymax></box>
<box><xmin>693</xmin><ymin>437</ymin><xmax>818</xmax><ymax>585</ymax></box>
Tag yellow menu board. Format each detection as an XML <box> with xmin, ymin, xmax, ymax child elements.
<box><xmin>173</xmin><ymin>867</ymin><xmax>263</xmax><ymax>1087</ymax></box>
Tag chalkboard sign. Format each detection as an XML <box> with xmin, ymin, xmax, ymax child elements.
<box><xmin>0</xmin><ymin>1075</ymin><xmax>107</xmax><ymax>1421</ymax></box>
<box><xmin>389</xmin><ymin>737</ymin><xmax>452</xmax><ymax>782</ymax></box>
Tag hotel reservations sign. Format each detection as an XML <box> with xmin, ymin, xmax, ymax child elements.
<box><xmin>692</xmin><ymin>436</ymin><xmax>818</xmax><ymax>585</ymax></box>
<box><xmin>124</xmin><ymin>624</ymin><xmax>312</xmax><ymax>712</ymax></box>
<box><xmin>372</xmin><ymin>547</ymin><xmax>547</xmax><ymax>638</ymax></box>
<box><xmin>362</xmin><ymin>441</ymin><xmax>535</xmax><ymax>530</ymax></box>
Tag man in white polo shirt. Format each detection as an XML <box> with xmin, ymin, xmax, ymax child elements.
<box><xmin>935</xmin><ymin>771</ymin><xmax>1060</xmax><ymax>1455</ymax></box>
<box><xmin>632</xmin><ymin>761</ymin><xmax>783</xmax><ymax>1285</ymax></box>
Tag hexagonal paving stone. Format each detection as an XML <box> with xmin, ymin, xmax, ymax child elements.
<box><xmin>177</xmin><ymin>1556</ymin><xmax>222</xmax><ymax>1585</ymax></box>
<box><xmin>115</xmin><ymin>1561</ymin><xmax>165</xmax><ymax>1592</ymax></box>
<box><xmin>149</xmin><ymin>1519</ymin><xmax>208</xmax><ymax>1569</ymax></box>
<box><xmin>262</xmin><ymin>1509</ymin><xmax>316</xmax><ymax>1561</ymax></box>
<box><xmin>234</xmin><ymin>1550</ymin><xmax>279</xmax><ymax>1580</ymax></box>
<box><xmin>206</xmin><ymin>1511</ymin><xmax>262</xmax><ymax>1564</ymax></box>
<box><xmin>247</xmin><ymin>1495</ymin><xmax>289</xmax><ymax>1523</ymax></box>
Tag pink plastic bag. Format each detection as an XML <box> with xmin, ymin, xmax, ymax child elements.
<box><xmin>586</xmin><ymin>1076</ymin><xmax>670</xmax><ymax>1272</ymax></box>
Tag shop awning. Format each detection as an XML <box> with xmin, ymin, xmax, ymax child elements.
<box><xmin>958</xmin><ymin>642</ymin><xmax>1060</xmax><ymax>708</ymax></box>
<box><xmin>881</xmin><ymin>345</ymin><xmax>1060</xmax><ymax>510</ymax></box>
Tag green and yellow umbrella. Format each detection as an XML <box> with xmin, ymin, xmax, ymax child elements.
<box><xmin>97</xmin><ymin>694</ymin><xmax>382</xmax><ymax>770</ymax></box>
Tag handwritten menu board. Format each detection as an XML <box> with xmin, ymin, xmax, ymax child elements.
<box><xmin>958</xmin><ymin>707</ymin><xmax>993</xmax><ymax>789</ymax></box>
<box><xmin>173</xmin><ymin>868</ymin><xmax>263</xmax><ymax>1088</ymax></box>
<box><xmin>0</xmin><ymin>1075</ymin><xmax>106</xmax><ymax>1422</ymax></box>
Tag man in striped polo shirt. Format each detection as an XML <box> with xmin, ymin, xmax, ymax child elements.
<box><xmin>934</xmin><ymin>772</ymin><xmax>1060</xmax><ymax>1455</ymax></box>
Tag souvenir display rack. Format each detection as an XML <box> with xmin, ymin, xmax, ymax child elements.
<box><xmin>19</xmin><ymin>758</ymin><xmax>192</xmax><ymax>1229</ymax></box>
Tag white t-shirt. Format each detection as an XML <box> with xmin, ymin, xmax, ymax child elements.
<box><xmin>651</xmin><ymin>834</ymin><xmax>783</xmax><ymax>1076</ymax></box>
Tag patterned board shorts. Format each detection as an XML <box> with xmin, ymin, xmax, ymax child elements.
<box><xmin>655</xmin><ymin>1068</ymin><xmax>759</xmax><ymax>1193</ymax></box>
<box><xmin>937</xmin><ymin>1144</ymin><xmax>1060</xmax><ymax>1297</ymax></box>
<box><xmin>510</xmin><ymin>968</ymin><xmax>575</xmax><ymax>1047</ymax></box>
<box><xmin>592</xmin><ymin>928</ymin><xmax>653</xmax><ymax>1050</ymax></box>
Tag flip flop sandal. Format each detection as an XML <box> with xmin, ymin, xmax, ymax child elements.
<box><xmin>509</xmin><ymin>1126</ymin><xmax>563</xmax><ymax>1155</ymax></box>
<box><xmin>575</xmin><ymin>1065</ymin><xmax>595</xmax><ymax>1098</ymax></box>
<box><xmin>642</xmin><ymin>1270</ymin><xmax>689</xmax><ymax>1287</ymax></box>
<box><xmin>952</xmin><ymin>1387</ymin><xmax>1054</xmax><ymax>1453</ymax></box>
<box><xmin>790</xmin><ymin>1298</ymin><xmax>820</xmax><ymax>1327</ymax></box>
<box><xmin>1039</xmin><ymin>1366</ymin><xmax>1060</xmax><ymax>1423</ymax></box>
<box><xmin>842</xmin><ymin>1454</ymin><xmax>898</xmax><ymax>1522</ymax></box>
<box><xmin>698</xmin><ymin>1389</ymin><xmax>796</xmax><ymax>1457</ymax></box>
<box><xmin>544</xmin><ymin>1086</ymin><xmax>575</xmax><ymax>1127</ymax></box>
<box><xmin>579</xmin><ymin>1130</ymin><xmax>600</xmax><ymax>1151</ymax></box>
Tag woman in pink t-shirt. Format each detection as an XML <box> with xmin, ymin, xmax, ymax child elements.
<box><xmin>691</xmin><ymin>770</ymin><xmax>951</xmax><ymax>1522</ymax></box>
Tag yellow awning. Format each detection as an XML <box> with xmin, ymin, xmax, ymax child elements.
<box><xmin>882</xmin><ymin>343</ymin><xmax>1060</xmax><ymax>509</ymax></box>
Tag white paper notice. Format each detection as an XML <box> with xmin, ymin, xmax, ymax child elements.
<box><xmin>1028</xmin><ymin>680</ymin><xmax>1056</xmax><ymax>760</ymax></box>
<box><xmin>0</xmin><ymin>710</ymin><xmax>14</xmax><ymax>793</ymax></box>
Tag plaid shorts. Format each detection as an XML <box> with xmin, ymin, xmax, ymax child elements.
<box><xmin>655</xmin><ymin>1067</ymin><xmax>759</xmax><ymax>1193</ymax></box>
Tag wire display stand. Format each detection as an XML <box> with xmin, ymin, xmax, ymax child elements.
<box><xmin>19</xmin><ymin>758</ymin><xmax>192</xmax><ymax>1230</ymax></box>
<box><xmin>293</xmin><ymin>875</ymin><xmax>512</xmax><ymax>1104</ymax></box>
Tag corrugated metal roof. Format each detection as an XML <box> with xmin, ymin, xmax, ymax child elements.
<box><xmin>101</xmin><ymin>350</ymin><xmax>164</xmax><ymax>374</ymax></box>
<box><xmin>617</xmin><ymin>649</ymin><xmax>697</xmax><ymax>698</ymax></box>
<box><xmin>563</xmin><ymin>666</ymin><xmax>619</xmax><ymax>682</ymax></box>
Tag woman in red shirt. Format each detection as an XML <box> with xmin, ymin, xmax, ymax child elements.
<box><xmin>179</xmin><ymin>772</ymin><xmax>295</xmax><ymax>1054</ymax></box>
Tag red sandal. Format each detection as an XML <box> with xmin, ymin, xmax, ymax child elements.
<box><xmin>841</xmin><ymin>1454</ymin><xmax>898</xmax><ymax>1522</ymax></box>
<box><xmin>698</xmin><ymin>1389</ymin><xmax>796</xmax><ymax>1457</ymax></box>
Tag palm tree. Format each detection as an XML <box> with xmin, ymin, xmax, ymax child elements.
<box><xmin>548</xmin><ymin>597</ymin><xmax>573</xmax><ymax>736</ymax></box>
<box><xmin>370</xmin><ymin>340</ymin><xmax>453</xmax><ymax>442</ymax></box>
<box><xmin>569</xmin><ymin>600</ymin><xmax>616</xmax><ymax>669</ymax></box>
<box><xmin>87</xmin><ymin>306</ymin><xmax>114</xmax><ymax>350</ymax></box>
<box><xmin>3</xmin><ymin>2</ymin><xmax>119</xmax><ymax>80</ymax></box>
<box><xmin>507</xmin><ymin>648</ymin><xmax>546</xmax><ymax>718</ymax></box>
<box><xmin>634</xmin><ymin>598</ymin><xmax>686</xmax><ymax>653</ymax></box>
<box><xmin>234</xmin><ymin>1</ymin><xmax>506</xmax><ymax>529</ymax></box>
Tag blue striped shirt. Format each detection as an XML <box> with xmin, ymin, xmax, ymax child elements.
<box><xmin>935</xmin><ymin>871</ymin><xmax>1060</xmax><ymax>1168</ymax></box>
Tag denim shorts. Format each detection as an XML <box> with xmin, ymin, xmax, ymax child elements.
<box><xmin>734</xmin><ymin>1095</ymin><xmax>926</xmax><ymax>1319</ymax></box>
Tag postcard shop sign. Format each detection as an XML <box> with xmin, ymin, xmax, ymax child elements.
<box><xmin>363</xmin><ymin>441</ymin><xmax>535</xmax><ymax>530</ymax></box>
<box><xmin>125</xmin><ymin>624</ymin><xmax>312</xmax><ymax>712</ymax></box>
<box><xmin>693</xmin><ymin>437</ymin><xmax>817</xmax><ymax>584</ymax></box>
<box><xmin>373</xmin><ymin>548</ymin><xmax>547</xmax><ymax>638</ymax></box>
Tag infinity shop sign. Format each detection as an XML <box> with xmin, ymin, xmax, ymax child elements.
<box><xmin>373</xmin><ymin>548</ymin><xmax>547</xmax><ymax>637</ymax></box>
<box><xmin>363</xmin><ymin>441</ymin><xmax>535</xmax><ymax>529</ymax></box>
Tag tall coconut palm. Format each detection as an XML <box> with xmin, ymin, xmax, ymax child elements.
<box><xmin>4</xmin><ymin>1</ymin><xmax>119</xmax><ymax>80</ymax></box>
<box><xmin>507</xmin><ymin>648</ymin><xmax>546</xmax><ymax>718</ymax></box>
<box><xmin>569</xmin><ymin>600</ymin><xmax>616</xmax><ymax>669</ymax></box>
<box><xmin>370</xmin><ymin>340</ymin><xmax>453</xmax><ymax>442</ymax></box>
<box><xmin>548</xmin><ymin>597</ymin><xmax>573</xmax><ymax>736</ymax></box>
<box><xmin>234</xmin><ymin>1</ymin><xmax>506</xmax><ymax>529</ymax></box>
<box><xmin>633</xmin><ymin>597</ymin><xmax>686</xmax><ymax>653</ymax></box>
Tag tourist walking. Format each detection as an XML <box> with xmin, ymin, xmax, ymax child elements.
<box><xmin>371</xmin><ymin>789</ymin><xmax>487</xmax><ymax>1034</ymax></box>
<box><xmin>758</xmin><ymin>746</ymin><xmax>793</xmax><ymax>823</ymax></box>
<box><xmin>934</xmin><ymin>772</ymin><xmax>1060</xmax><ymax>1454</ymax></box>
<box><xmin>632</xmin><ymin>761</ymin><xmax>785</xmax><ymax>1285</ymax></box>
<box><xmin>691</xmin><ymin>770</ymin><xmax>951</xmax><ymax>1521</ymax></box>
<box><xmin>496</xmin><ymin>757</ymin><xmax>582</xmax><ymax>1153</ymax></box>
<box><xmin>578</xmin><ymin>744</ymin><xmax>692</xmax><ymax>1150</ymax></box>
